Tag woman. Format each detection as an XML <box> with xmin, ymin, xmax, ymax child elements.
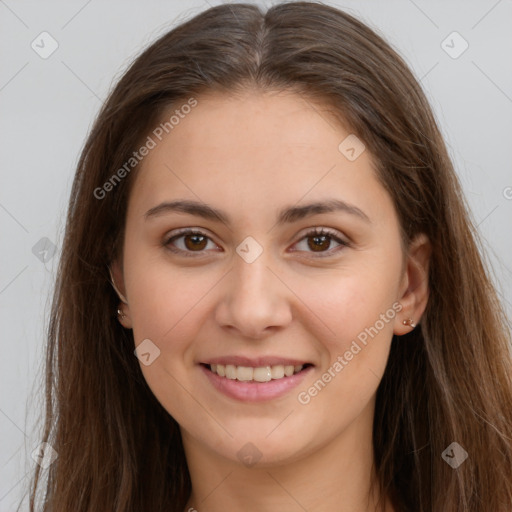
<box><xmin>26</xmin><ymin>2</ymin><xmax>512</xmax><ymax>511</ymax></box>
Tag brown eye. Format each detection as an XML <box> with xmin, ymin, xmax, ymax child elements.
<box><xmin>183</xmin><ymin>233</ymin><xmax>208</xmax><ymax>251</ymax></box>
<box><xmin>307</xmin><ymin>232</ymin><xmax>331</xmax><ymax>252</ymax></box>
<box><xmin>294</xmin><ymin>228</ymin><xmax>348</xmax><ymax>257</ymax></box>
<box><xmin>164</xmin><ymin>229</ymin><xmax>217</xmax><ymax>257</ymax></box>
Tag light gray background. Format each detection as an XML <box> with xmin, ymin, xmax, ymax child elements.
<box><xmin>1</xmin><ymin>0</ymin><xmax>511</xmax><ymax>509</ymax></box>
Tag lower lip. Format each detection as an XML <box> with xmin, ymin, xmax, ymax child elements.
<box><xmin>200</xmin><ymin>364</ymin><xmax>314</xmax><ymax>403</ymax></box>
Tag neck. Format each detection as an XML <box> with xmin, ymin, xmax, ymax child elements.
<box><xmin>181</xmin><ymin>400</ymin><xmax>393</xmax><ymax>512</ymax></box>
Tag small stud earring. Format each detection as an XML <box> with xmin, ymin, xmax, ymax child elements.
<box><xmin>402</xmin><ymin>318</ymin><xmax>416</xmax><ymax>328</ymax></box>
<box><xmin>117</xmin><ymin>308</ymin><xmax>126</xmax><ymax>320</ymax></box>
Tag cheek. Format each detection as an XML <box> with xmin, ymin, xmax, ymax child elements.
<box><xmin>127</xmin><ymin>265</ymin><xmax>211</xmax><ymax>347</ymax></box>
<box><xmin>124</xmin><ymin>237</ymin><xmax>192</xmax><ymax>321</ymax></box>
<box><xmin>292</xmin><ymin>267</ymin><xmax>399</xmax><ymax>349</ymax></box>
<box><xmin>294</xmin><ymin>286</ymin><xmax>396</xmax><ymax>425</ymax></box>
<box><xmin>125</xmin><ymin>264</ymin><xmax>214</xmax><ymax>424</ymax></box>
<box><xmin>290</xmin><ymin>266</ymin><xmax>399</xmax><ymax>407</ymax></box>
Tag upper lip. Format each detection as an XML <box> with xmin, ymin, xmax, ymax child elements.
<box><xmin>202</xmin><ymin>356</ymin><xmax>313</xmax><ymax>367</ymax></box>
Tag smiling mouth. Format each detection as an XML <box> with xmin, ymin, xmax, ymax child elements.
<box><xmin>202</xmin><ymin>363</ymin><xmax>314</xmax><ymax>382</ymax></box>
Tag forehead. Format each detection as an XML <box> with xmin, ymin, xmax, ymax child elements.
<box><xmin>147</xmin><ymin>90</ymin><xmax>355</xmax><ymax>173</ymax></box>
<box><xmin>127</xmin><ymin>90</ymin><xmax>394</xmax><ymax>227</ymax></box>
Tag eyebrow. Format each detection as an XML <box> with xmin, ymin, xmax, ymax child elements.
<box><xmin>144</xmin><ymin>198</ymin><xmax>371</xmax><ymax>225</ymax></box>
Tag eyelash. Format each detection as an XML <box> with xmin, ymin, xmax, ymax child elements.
<box><xmin>162</xmin><ymin>227</ymin><xmax>349</xmax><ymax>258</ymax></box>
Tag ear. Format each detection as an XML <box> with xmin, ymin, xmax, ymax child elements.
<box><xmin>109</xmin><ymin>259</ymin><xmax>133</xmax><ymax>329</ymax></box>
<box><xmin>394</xmin><ymin>232</ymin><xmax>431</xmax><ymax>336</ymax></box>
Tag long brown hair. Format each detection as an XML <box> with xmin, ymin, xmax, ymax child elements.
<box><xmin>24</xmin><ymin>2</ymin><xmax>512</xmax><ymax>511</ymax></box>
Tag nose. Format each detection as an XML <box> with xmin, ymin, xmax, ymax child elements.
<box><xmin>214</xmin><ymin>250</ymin><xmax>293</xmax><ymax>340</ymax></box>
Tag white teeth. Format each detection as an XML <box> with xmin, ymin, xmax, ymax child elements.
<box><xmin>253</xmin><ymin>367</ymin><xmax>272</xmax><ymax>382</ymax></box>
<box><xmin>225</xmin><ymin>364</ymin><xmax>237</xmax><ymax>379</ymax></box>
<box><xmin>236</xmin><ymin>366</ymin><xmax>254</xmax><ymax>381</ymax></box>
<box><xmin>209</xmin><ymin>363</ymin><xmax>305</xmax><ymax>381</ymax></box>
<box><xmin>271</xmin><ymin>365</ymin><xmax>284</xmax><ymax>379</ymax></box>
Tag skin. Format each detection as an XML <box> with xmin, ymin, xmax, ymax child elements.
<box><xmin>112</xmin><ymin>89</ymin><xmax>431</xmax><ymax>512</ymax></box>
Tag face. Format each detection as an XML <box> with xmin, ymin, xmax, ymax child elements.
<box><xmin>113</xmin><ymin>89</ymin><xmax>427</xmax><ymax>467</ymax></box>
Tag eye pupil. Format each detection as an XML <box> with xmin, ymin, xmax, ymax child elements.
<box><xmin>184</xmin><ymin>234</ymin><xmax>207</xmax><ymax>251</ymax></box>
<box><xmin>308</xmin><ymin>234</ymin><xmax>330</xmax><ymax>252</ymax></box>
